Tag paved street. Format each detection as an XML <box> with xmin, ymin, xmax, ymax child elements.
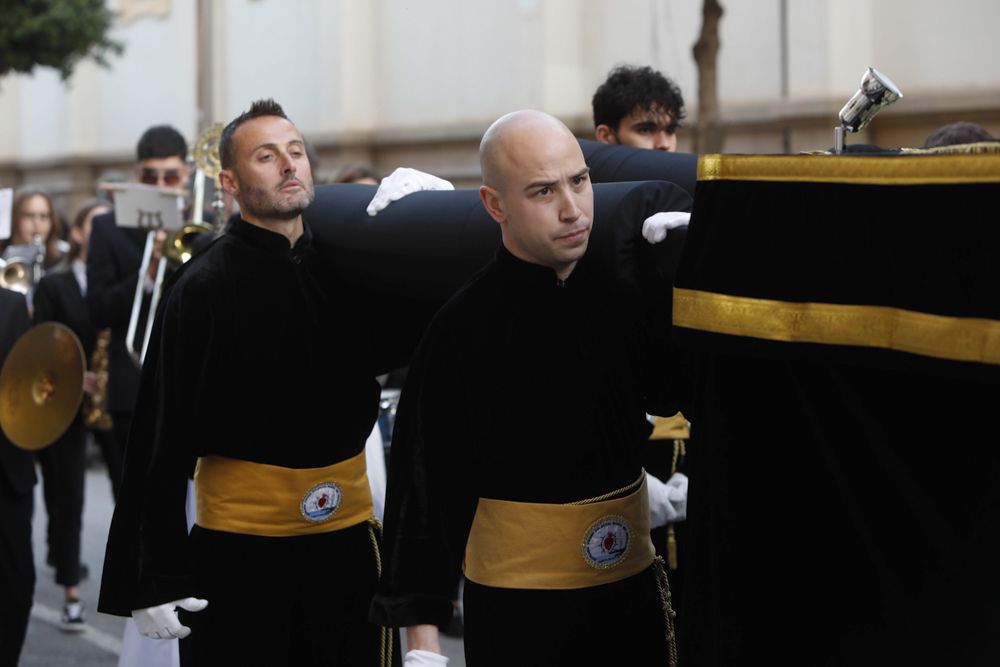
<box><xmin>20</xmin><ymin>459</ymin><xmax>466</xmax><ymax>666</ymax></box>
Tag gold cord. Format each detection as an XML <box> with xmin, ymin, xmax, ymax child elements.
<box><xmin>367</xmin><ymin>518</ymin><xmax>393</xmax><ymax>667</ymax></box>
<box><xmin>566</xmin><ymin>471</ymin><xmax>645</xmax><ymax>506</ymax></box>
<box><xmin>653</xmin><ymin>556</ymin><xmax>679</xmax><ymax>667</ymax></box>
<box><xmin>668</xmin><ymin>438</ymin><xmax>686</xmax><ymax>570</ymax></box>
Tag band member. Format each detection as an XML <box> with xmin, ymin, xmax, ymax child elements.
<box><xmin>0</xmin><ymin>188</ymin><xmax>64</xmax><ymax>268</ymax></box>
<box><xmin>1</xmin><ymin>188</ymin><xmax>66</xmax><ymax>311</ymax></box>
<box><xmin>32</xmin><ymin>199</ymin><xmax>113</xmax><ymax>633</ymax></box>
<box><xmin>85</xmin><ymin>125</ymin><xmax>193</xmax><ymax>496</ymax></box>
<box><xmin>0</xmin><ymin>288</ymin><xmax>34</xmax><ymax>665</ymax></box>
<box><xmin>592</xmin><ymin>64</ymin><xmax>686</xmax><ymax>152</ymax></box>
<box><xmin>98</xmin><ymin>99</ymin><xmax>429</xmax><ymax>666</ymax></box>
<box><xmin>372</xmin><ymin>110</ymin><xmax>682</xmax><ymax>666</ymax></box>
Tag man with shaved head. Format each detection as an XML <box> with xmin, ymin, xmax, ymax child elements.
<box><xmin>372</xmin><ymin>110</ymin><xmax>678</xmax><ymax>666</ymax></box>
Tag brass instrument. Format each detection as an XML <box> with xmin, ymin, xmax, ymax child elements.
<box><xmin>123</xmin><ymin>182</ymin><xmax>213</xmax><ymax>366</ymax></box>
<box><xmin>0</xmin><ymin>323</ymin><xmax>86</xmax><ymax>450</ymax></box>
<box><xmin>81</xmin><ymin>328</ymin><xmax>113</xmax><ymax>431</ymax></box>
<box><xmin>122</xmin><ymin>124</ymin><xmax>223</xmax><ymax>366</ymax></box>
<box><xmin>0</xmin><ymin>236</ymin><xmax>46</xmax><ymax>295</ymax></box>
<box><xmin>0</xmin><ymin>256</ymin><xmax>31</xmax><ymax>294</ymax></box>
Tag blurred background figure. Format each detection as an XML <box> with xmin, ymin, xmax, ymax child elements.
<box><xmin>1</xmin><ymin>188</ymin><xmax>66</xmax><ymax>269</ymax></box>
<box><xmin>923</xmin><ymin>120</ymin><xmax>994</xmax><ymax>148</ymax></box>
<box><xmin>593</xmin><ymin>64</ymin><xmax>687</xmax><ymax>152</ymax></box>
<box><xmin>86</xmin><ymin>124</ymin><xmax>192</xmax><ymax>498</ymax></box>
<box><xmin>32</xmin><ymin>199</ymin><xmax>114</xmax><ymax>633</ymax></box>
<box><xmin>332</xmin><ymin>162</ymin><xmax>381</xmax><ymax>185</ymax></box>
<box><xmin>0</xmin><ymin>287</ymin><xmax>33</xmax><ymax>665</ymax></box>
<box><xmin>1</xmin><ymin>189</ymin><xmax>68</xmax><ymax>311</ymax></box>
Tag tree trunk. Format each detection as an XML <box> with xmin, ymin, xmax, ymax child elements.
<box><xmin>693</xmin><ymin>0</ymin><xmax>725</xmax><ymax>153</ymax></box>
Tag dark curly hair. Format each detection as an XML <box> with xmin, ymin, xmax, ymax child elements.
<box><xmin>592</xmin><ymin>65</ymin><xmax>686</xmax><ymax>130</ymax></box>
<box><xmin>220</xmin><ymin>99</ymin><xmax>291</xmax><ymax>170</ymax></box>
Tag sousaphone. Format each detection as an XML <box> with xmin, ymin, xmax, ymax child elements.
<box><xmin>0</xmin><ymin>322</ymin><xmax>85</xmax><ymax>450</ymax></box>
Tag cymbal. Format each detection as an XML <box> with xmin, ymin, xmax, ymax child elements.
<box><xmin>0</xmin><ymin>322</ymin><xmax>85</xmax><ymax>451</ymax></box>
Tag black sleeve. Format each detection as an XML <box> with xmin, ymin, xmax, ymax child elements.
<box><xmin>98</xmin><ymin>278</ymin><xmax>210</xmax><ymax>615</ymax></box>
<box><xmin>31</xmin><ymin>277</ymin><xmax>58</xmax><ymax>325</ymax></box>
<box><xmin>87</xmin><ymin>213</ymin><xmax>142</xmax><ymax>329</ymax></box>
<box><xmin>370</xmin><ymin>314</ymin><xmax>478</xmax><ymax>629</ymax></box>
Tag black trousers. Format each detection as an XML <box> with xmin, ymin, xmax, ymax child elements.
<box><xmin>463</xmin><ymin>565</ymin><xmax>673</xmax><ymax>667</ymax></box>
<box><xmin>0</xmin><ymin>480</ymin><xmax>34</xmax><ymax>667</ymax></box>
<box><xmin>180</xmin><ymin>521</ymin><xmax>400</xmax><ymax>666</ymax></box>
<box><xmin>37</xmin><ymin>417</ymin><xmax>87</xmax><ymax>587</ymax></box>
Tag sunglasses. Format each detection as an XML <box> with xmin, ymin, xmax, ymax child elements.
<box><xmin>140</xmin><ymin>168</ymin><xmax>184</xmax><ymax>187</ymax></box>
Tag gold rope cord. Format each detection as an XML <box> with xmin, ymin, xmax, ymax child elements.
<box><xmin>653</xmin><ymin>556</ymin><xmax>679</xmax><ymax>667</ymax></box>
<box><xmin>697</xmin><ymin>152</ymin><xmax>1000</xmax><ymax>184</ymax></box>
<box><xmin>565</xmin><ymin>471</ymin><xmax>645</xmax><ymax>506</ymax></box>
<box><xmin>673</xmin><ymin>288</ymin><xmax>1000</xmax><ymax>366</ymax></box>
<box><xmin>667</xmin><ymin>438</ymin><xmax>687</xmax><ymax>571</ymax></box>
<box><xmin>367</xmin><ymin>517</ymin><xmax>394</xmax><ymax>667</ymax></box>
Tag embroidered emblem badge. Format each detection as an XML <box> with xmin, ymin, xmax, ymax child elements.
<box><xmin>582</xmin><ymin>515</ymin><xmax>632</xmax><ymax>569</ymax></box>
<box><xmin>300</xmin><ymin>482</ymin><xmax>342</xmax><ymax>522</ymax></box>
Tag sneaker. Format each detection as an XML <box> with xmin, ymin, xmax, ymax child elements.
<box><xmin>60</xmin><ymin>600</ymin><xmax>86</xmax><ymax>633</ymax></box>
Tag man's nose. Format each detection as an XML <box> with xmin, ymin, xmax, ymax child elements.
<box><xmin>559</xmin><ymin>191</ymin><xmax>582</xmax><ymax>221</ymax></box>
<box><xmin>280</xmin><ymin>151</ymin><xmax>296</xmax><ymax>173</ymax></box>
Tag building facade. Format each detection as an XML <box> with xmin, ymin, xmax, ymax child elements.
<box><xmin>2</xmin><ymin>0</ymin><xmax>999</xmax><ymax>217</ymax></box>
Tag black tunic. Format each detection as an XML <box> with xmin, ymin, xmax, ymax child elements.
<box><xmin>371</xmin><ymin>245</ymin><xmax>676</xmax><ymax>665</ymax></box>
<box><xmin>98</xmin><ymin>217</ymin><xmax>421</xmax><ymax>664</ymax></box>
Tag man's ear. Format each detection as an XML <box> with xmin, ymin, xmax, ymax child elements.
<box><xmin>594</xmin><ymin>124</ymin><xmax>618</xmax><ymax>145</ymax></box>
<box><xmin>479</xmin><ymin>185</ymin><xmax>506</xmax><ymax>225</ymax></box>
<box><xmin>219</xmin><ymin>169</ymin><xmax>238</xmax><ymax>197</ymax></box>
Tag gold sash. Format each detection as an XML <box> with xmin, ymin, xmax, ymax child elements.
<box><xmin>194</xmin><ymin>449</ymin><xmax>373</xmax><ymax>537</ymax></box>
<box><xmin>463</xmin><ymin>473</ymin><xmax>654</xmax><ymax>590</ymax></box>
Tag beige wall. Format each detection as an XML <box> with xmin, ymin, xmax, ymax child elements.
<box><xmin>2</xmin><ymin>0</ymin><xmax>999</xmax><ymax>213</ymax></box>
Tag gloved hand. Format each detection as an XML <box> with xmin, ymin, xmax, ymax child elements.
<box><xmin>404</xmin><ymin>649</ymin><xmax>450</xmax><ymax>666</ymax></box>
<box><xmin>646</xmin><ymin>471</ymin><xmax>689</xmax><ymax>528</ymax></box>
<box><xmin>132</xmin><ymin>597</ymin><xmax>208</xmax><ymax>639</ymax></box>
<box><xmin>366</xmin><ymin>167</ymin><xmax>455</xmax><ymax>216</ymax></box>
<box><xmin>641</xmin><ymin>211</ymin><xmax>690</xmax><ymax>244</ymax></box>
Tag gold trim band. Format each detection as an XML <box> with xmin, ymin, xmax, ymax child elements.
<box><xmin>463</xmin><ymin>473</ymin><xmax>655</xmax><ymax>590</ymax></box>
<box><xmin>673</xmin><ymin>288</ymin><xmax>1000</xmax><ymax>365</ymax></box>
<box><xmin>697</xmin><ymin>153</ymin><xmax>1000</xmax><ymax>184</ymax></box>
<box><xmin>194</xmin><ymin>449</ymin><xmax>373</xmax><ymax>537</ymax></box>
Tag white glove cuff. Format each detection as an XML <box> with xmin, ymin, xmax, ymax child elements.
<box><xmin>404</xmin><ymin>648</ymin><xmax>450</xmax><ymax>666</ymax></box>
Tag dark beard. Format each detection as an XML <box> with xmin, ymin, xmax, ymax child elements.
<box><xmin>240</xmin><ymin>181</ymin><xmax>315</xmax><ymax>221</ymax></box>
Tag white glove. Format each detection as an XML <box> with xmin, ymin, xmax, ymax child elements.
<box><xmin>404</xmin><ymin>649</ymin><xmax>450</xmax><ymax>666</ymax></box>
<box><xmin>646</xmin><ymin>472</ymin><xmax>689</xmax><ymax>528</ymax></box>
<box><xmin>366</xmin><ymin>167</ymin><xmax>455</xmax><ymax>216</ymax></box>
<box><xmin>641</xmin><ymin>211</ymin><xmax>690</xmax><ymax>244</ymax></box>
<box><xmin>132</xmin><ymin>597</ymin><xmax>208</xmax><ymax>640</ymax></box>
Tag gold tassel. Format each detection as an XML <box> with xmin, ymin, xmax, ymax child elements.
<box><xmin>667</xmin><ymin>524</ymin><xmax>678</xmax><ymax>571</ymax></box>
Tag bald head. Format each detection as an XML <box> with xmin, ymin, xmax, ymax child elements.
<box><xmin>477</xmin><ymin>110</ymin><xmax>593</xmax><ymax>280</ymax></box>
<box><xmin>480</xmin><ymin>110</ymin><xmax>580</xmax><ymax>191</ymax></box>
